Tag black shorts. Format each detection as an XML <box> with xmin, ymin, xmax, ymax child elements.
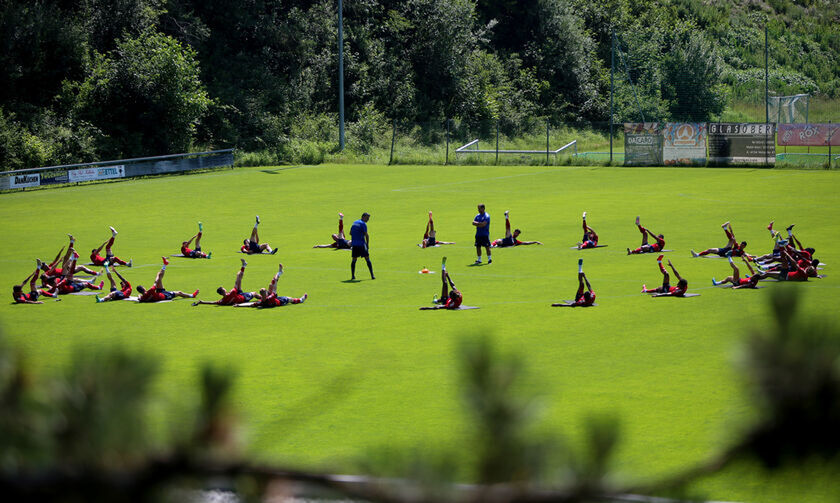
<box><xmin>337</xmin><ymin>239</ymin><xmax>351</xmax><ymax>249</ymax></box>
<box><xmin>28</xmin><ymin>290</ymin><xmax>40</xmax><ymax>301</ymax></box>
<box><xmin>475</xmin><ymin>235</ymin><xmax>491</xmax><ymax>248</ymax></box>
<box><xmin>661</xmin><ymin>282</ymin><xmax>671</xmax><ymax>291</ymax></box>
<box><xmin>716</xmin><ymin>247</ymin><xmax>732</xmax><ymax>257</ymax></box>
<box><xmin>241</xmin><ymin>291</ymin><xmax>254</xmax><ymax>302</ymax></box>
<box><xmin>352</xmin><ymin>245</ymin><xmax>369</xmax><ymax>258</ymax></box>
<box><xmin>426</xmin><ymin>236</ymin><xmax>437</xmax><ymax>247</ymax></box>
<box><xmin>160</xmin><ymin>290</ymin><xmax>175</xmax><ymax>300</ymax></box>
<box><xmin>247</xmin><ymin>241</ymin><xmax>261</xmax><ymax>253</ymax></box>
<box><xmin>112</xmin><ymin>291</ymin><xmax>127</xmax><ymax>300</ymax></box>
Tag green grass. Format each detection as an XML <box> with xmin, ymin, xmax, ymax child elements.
<box><xmin>1</xmin><ymin>164</ymin><xmax>839</xmax><ymax>501</ymax></box>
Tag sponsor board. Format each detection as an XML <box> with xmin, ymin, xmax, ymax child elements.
<box><xmin>68</xmin><ymin>165</ymin><xmax>126</xmax><ymax>182</ymax></box>
<box><xmin>708</xmin><ymin>122</ymin><xmax>775</xmax><ymax>165</ymax></box>
<box><xmin>9</xmin><ymin>173</ymin><xmax>41</xmax><ymax>188</ymax></box>
<box><xmin>663</xmin><ymin>123</ymin><xmax>707</xmax><ymax>166</ymax></box>
<box><xmin>624</xmin><ymin>123</ymin><xmax>663</xmax><ymax>166</ymax></box>
<box><xmin>777</xmin><ymin>123</ymin><xmax>840</xmax><ymax>146</ymax></box>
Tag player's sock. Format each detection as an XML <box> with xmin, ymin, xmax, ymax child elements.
<box><xmin>162</xmin><ymin>256</ymin><xmax>169</xmax><ymax>266</ymax></box>
<box><xmin>475</xmin><ymin>256</ymin><xmax>481</xmax><ymax>264</ymax></box>
<box><xmin>641</xmin><ymin>284</ymin><xmax>647</xmax><ymax>293</ymax></box>
<box><xmin>441</xmin><ymin>256</ymin><xmax>447</xmax><ymax>270</ymax></box>
<box><xmin>104</xmin><ymin>263</ymin><xmax>110</xmax><ymax>273</ymax></box>
<box><xmin>256</xmin><ymin>215</ymin><xmax>260</xmax><ymax>225</ymax></box>
<box><xmin>505</xmin><ymin>210</ymin><xmax>509</xmax><ymax>218</ymax></box>
<box><xmin>110</xmin><ymin>226</ymin><xmax>117</xmax><ymax>236</ymax></box>
<box><xmin>36</xmin><ymin>258</ymin><xmax>42</xmax><ymax>268</ymax></box>
<box><xmin>192</xmin><ymin>289</ymin><xmax>199</xmax><ymax>298</ymax></box>
<box><xmin>96</xmin><ymin>281</ymin><xmax>104</xmax><ymax>290</ymax></box>
<box><xmin>712</xmin><ymin>278</ymin><xmax>719</xmax><ymax>286</ymax></box>
<box><xmin>578</xmin><ymin>258</ymin><xmax>583</xmax><ymax>273</ymax></box>
<box><xmin>721</xmin><ymin>221</ymin><xmax>729</xmax><ymax>229</ymax></box>
<box><xmin>277</xmin><ymin>264</ymin><xmax>284</xmax><ymax>275</ymax></box>
<box><xmin>95</xmin><ymin>295</ymin><xmax>103</xmax><ymax>303</ymax></box>
<box><xmin>582</xmin><ymin>211</ymin><xmax>587</xmax><ymax>219</ymax></box>
<box><xmin>241</xmin><ymin>258</ymin><xmax>247</xmax><ymax>268</ymax></box>
<box><xmin>68</xmin><ymin>234</ymin><xmax>75</xmax><ymax>244</ymax></box>
<box><xmin>690</xmin><ymin>249</ymin><xmax>699</xmax><ymax>258</ymax></box>
<box><xmin>198</xmin><ymin>221</ymin><xmax>203</xmax><ymax>232</ymax></box>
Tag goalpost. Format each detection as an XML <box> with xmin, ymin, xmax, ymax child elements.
<box><xmin>767</xmin><ymin>94</ymin><xmax>810</xmax><ymax>124</ymax></box>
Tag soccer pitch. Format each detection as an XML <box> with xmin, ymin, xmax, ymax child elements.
<box><xmin>1</xmin><ymin>164</ymin><xmax>839</xmax><ymax>501</ymax></box>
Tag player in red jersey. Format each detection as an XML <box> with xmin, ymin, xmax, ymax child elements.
<box><xmin>421</xmin><ymin>257</ymin><xmax>463</xmax><ymax>310</ymax></box>
<box><xmin>180</xmin><ymin>222</ymin><xmax>211</xmax><ymax>258</ymax></box>
<box><xmin>90</xmin><ymin>226</ymin><xmax>130</xmax><ymax>266</ymax></box>
<box><xmin>691</xmin><ymin>222</ymin><xmax>749</xmax><ymax>259</ymax></box>
<box><xmin>12</xmin><ymin>262</ymin><xmax>60</xmax><ymax>304</ymax></box>
<box><xmin>577</xmin><ymin>211</ymin><xmax>599</xmax><ymax>249</ymax></box>
<box><xmin>553</xmin><ymin>259</ymin><xmax>595</xmax><ymax>306</ymax></box>
<box><xmin>418</xmin><ymin>211</ymin><xmax>455</xmax><ymax>248</ymax></box>
<box><xmin>754</xmin><ymin>248</ymin><xmax>817</xmax><ymax>282</ymax></box>
<box><xmin>40</xmin><ymin>236</ymin><xmax>98</xmax><ymax>283</ymax></box>
<box><xmin>627</xmin><ymin>216</ymin><xmax>665</xmax><ymax>255</ymax></box>
<box><xmin>314</xmin><ymin>212</ymin><xmax>352</xmax><ymax>249</ymax></box>
<box><xmin>95</xmin><ymin>263</ymin><xmax>133</xmax><ymax>302</ymax></box>
<box><xmin>193</xmin><ymin>259</ymin><xmax>261</xmax><ymax>306</ymax></box>
<box><xmin>241</xmin><ymin>215</ymin><xmax>277</xmax><ymax>254</ymax></box>
<box><xmin>712</xmin><ymin>254</ymin><xmax>762</xmax><ymax>289</ymax></box>
<box><xmin>54</xmin><ymin>251</ymin><xmax>104</xmax><ymax>294</ymax></box>
<box><xmin>236</xmin><ymin>264</ymin><xmax>307</xmax><ymax>307</ymax></box>
<box><xmin>642</xmin><ymin>255</ymin><xmax>688</xmax><ymax>296</ymax></box>
<box><xmin>136</xmin><ymin>257</ymin><xmax>199</xmax><ymax>302</ymax></box>
<box><xmin>491</xmin><ymin>210</ymin><xmax>543</xmax><ymax>247</ymax></box>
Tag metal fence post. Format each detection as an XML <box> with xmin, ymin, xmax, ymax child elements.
<box><xmin>495</xmin><ymin>122</ymin><xmax>499</xmax><ymax>165</ymax></box>
<box><xmin>389</xmin><ymin>119</ymin><xmax>396</xmax><ymax>165</ymax></box>
<box><xmin>829</xmin><ymin>120</ymin><xmax>833</xmax><ymax>169</ymax></box>
<box><xmin>445</xmin><ymin>118</ymin><xmax>450</xmax><ymax>166</ymax></box>
<box><xmin>546</xmin><ymin>120</ymin><xmax>550</xmax><ymax>165</ymax></box>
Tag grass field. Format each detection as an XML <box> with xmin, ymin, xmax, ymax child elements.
<box><xmin>2</xmin><ymin>164</ymin><xmax>839</xmax><ymax>501</ymax></box>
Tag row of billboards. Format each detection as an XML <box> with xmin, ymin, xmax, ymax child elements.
<box><xmin>624</xmin><ymin>122</ymin><xmax>838</xmax><ymax>166</ymax></box>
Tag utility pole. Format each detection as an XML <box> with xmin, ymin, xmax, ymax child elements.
<box><xmin>338</xmin><ymin>0</ymin><xmax>345</xmax><ymax>150</ymax></box>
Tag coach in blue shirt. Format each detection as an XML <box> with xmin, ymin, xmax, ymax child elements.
<box><xmin>472</xmin><ymin>204</ymin><xmax>491</xmax><ymax>264</ymax></box>
<box><xmin>350</xmin><ymin>212</ymin><xmax>375</xmax><ymax>280</ymax></box>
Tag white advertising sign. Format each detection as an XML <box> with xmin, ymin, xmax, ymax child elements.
<box><xmin>68</xmin><ymin>165</ymin><xmax>126</xmax><ymax>182</ymax></box>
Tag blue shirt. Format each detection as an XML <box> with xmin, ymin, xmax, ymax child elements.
<box><xmin>474</xmin><ymin>212</ymin><xmax>490</xmax><ymax>237</ymax></box>
<box><xmin>350</xmin><ymin>219</ymin><xmax>368</xmax><ymax>246</ymax></box>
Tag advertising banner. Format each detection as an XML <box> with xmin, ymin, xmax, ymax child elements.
<box><xmin>8</xmin><ymin>173</ymin><xmax>41</xmax><ymax>188</ymax></box>
<box><xmin>68</xmin><ymin>164</ymin><xmax>126</xmax><ymax>182</ymax></box>
<box><xmin>624</xmin><ymin>123</ymin><xmax>663</xmax><ymax>166</ymax></box>
<box><xmin>708</xmin><ymin>123</ymin><xmax>775</xmax><ymax>165</ymax></box>
<box><xmin>663</xmin><ymin>123</ymin><xmax>707</xmax><ymax>165</ymax></box>
<box><xmin>777</xmin><ymin>123</ymin><xmax>840</xmax><ymax>146</ymax></box>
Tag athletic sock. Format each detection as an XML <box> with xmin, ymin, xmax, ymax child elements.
<box><xmin>110</xmin><ymin>226</ymin><xmax>117</xmax><ymax>236</ymax></box>
<box><xmin>712</xmin><ymin>278</ymin><xmax>719</xmax><ymax>286</ymax></box>
<box><xmin>198</xmin><ymin>221</ymin><xmax>203</xmax><ymax>232</ymax></box>
<box><xmin>95</xmin><ymin>295</ymin><xmax>102</xmax><ymax>303</ymax></box>
<box><xmin>578</xmin><ymin>258</ymin><xmax>583</xmax><ymax>273</ymax></box>
<box><xmin>192</xmin><ymin>289</ymin><xmax>199</xmax><ymax>298</ymax></box>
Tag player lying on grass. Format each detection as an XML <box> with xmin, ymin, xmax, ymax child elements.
<box><xmin>419</xmin><ymin>211</ymin><xmax>454</xmax><ymax>248</ymax></box>
<box><xmin>181</xmin><ymin>222</ymin><xmax>211</xmax><ymax>258</ymax></box>
<box><xmin>753</xmin><ymin>248</ymin><xmax>817</xmax><ymax>282</ymax></box>
<box><xmin>712</xmin><ymin>254</ymin><xmax>762</xmax><ymax>289</ymax></box>
<box><xmin>241</xmin><ymin>215</ymin><xmax>277</xmax><ymax>254</ymax></box>
<box><xmin>236</xmin><ymin>264</ymin><xmax>307</xmax><ymax>308</ymax></box>
<box><xmin>40</xmin><ymin>237</ymin><xmax>98</xmax><ymax>282</ymax></box>
<box><xmin>136</xmin><ymin>257</ymin><xmax>198</xmax><ymax>302</ymax></box>
<box><xmin>193</xmin><ymin>259</ymin><xmax>261</xmax><ymax>306</ymax></box>
<box><xmin>314</xmin><ymin>212</ymin><xmax>352</xmax><ymax>249</ymax></box>
<box><xmin>54</xmin><ymin>251</ymin><xmax>104</xmax><ymax>295</ymax></box>
<box><xmin>577</xmin><ymin>211</ymin><xmax>599</xmax><ymax>249</ymax></box>
<box><xmin>691</xmin><ymin>222</ymin><xmax>749</xmax><ymax>259</ymax></box>
<box><xmin>552</xmin><ymin>259</ymin><xmax>595</xmax><ymax>307</ymax></box>
<box><xmin>756</xmin><ymin>225</ymin><xmax>816</xmax><ymax>265</ymax></box>
<box><xmin>491</xmin><ymin>210</ymin><xmax>542</xmax><ymax>247</ymax></box>
<box><xmin>95</xmin><ymin>263</ymin><xmax>133</xmax><ymax>302</ymax></box>
<box><xmin>642</xmin><ymin>256</ymin><xmax>688</xmax><ymax>296</ymax></box>
<box><xmin>421</xmin><ymin>257</ymin><xmax>463</xmax><ymax>310</ymax></box>
<box><xmin>90</xmin><ymin>226</ymin><xmax>131</xmax><ymax>266</ymax></box>
<box><xmin>12</xmin><ymin>262</ymin><xmax>59</xmax><ymax>304</ymax></box>
<box><xmin>627</xmin><ymin>216</ymin><xmax>665</xmax><ymax>255</ymax></box>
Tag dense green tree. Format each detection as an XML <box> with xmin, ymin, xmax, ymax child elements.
<box><xmin>74</xmin><ymin>29</ymin><xmax>211</xmax><ymax>158</ymax></box>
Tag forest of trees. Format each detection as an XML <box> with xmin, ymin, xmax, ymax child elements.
<box><xmin>1</xmin><ymin>0</ymin><xmax>838</xmax><ymax>170</ymax></box>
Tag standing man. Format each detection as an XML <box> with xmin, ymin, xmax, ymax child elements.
<box><xmin>472</xmin><ymin>204</ymin><xmax>491</xmax><ymax>264</ymax></box>
<box><xmin>350</xmin><ymin>212</ymin><xmax>375</xmax><ymax>280</ymax></box>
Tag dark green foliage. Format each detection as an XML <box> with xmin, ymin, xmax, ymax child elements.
<box><xmin>75</xmin><ymin>29</ymin><xmax>211</xmax><ymax>158</ymax></box>
<box><xmin>1</xmin><ymin>0</ymin><xmax>838</xmax><ymax>169</ymax></box>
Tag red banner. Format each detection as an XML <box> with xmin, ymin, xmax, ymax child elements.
<box><xmin>777</xmin><ymin>123</ymin><xmax>840</xmax><ymax>146</ymax></box>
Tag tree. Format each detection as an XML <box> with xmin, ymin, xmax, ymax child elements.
<box><xmin>662</xmin><ymin>31</ymin><xmax>726</xmax><ymax>121</ymax></box>
<box><xmin>75</xmin><ymin>29</ymin><xmax>210</xmax><ymax>158</ymax></box>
